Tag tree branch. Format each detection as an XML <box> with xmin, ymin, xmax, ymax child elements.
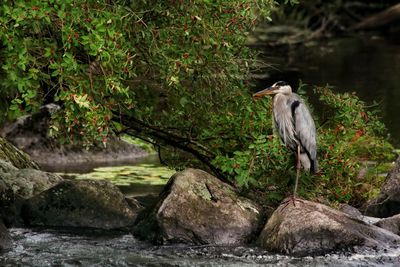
<box><xmin>112</xmin><ymin>111</ymin><xmax>231</xmax><ymax>184</ymax></box>
<box><xmin>351</xmin><ymin>3</ymin><xmax>400</xmax><ymax>30</ymax></box>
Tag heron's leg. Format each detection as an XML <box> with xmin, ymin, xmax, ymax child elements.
<box><xmin>279</xmin><ymin>145</ymin><xmax>303</xmax><ymax>210</ymax></box>
<box><xmin>293</xmin><ymin>144</ymin><xmax>301</xmax><ymax>197</ymax></box>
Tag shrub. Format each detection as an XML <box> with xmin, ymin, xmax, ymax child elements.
<box><xmin>214</xmin><ymin>85</ymin><xmax>394</xmax><ymax>205</ymax></box>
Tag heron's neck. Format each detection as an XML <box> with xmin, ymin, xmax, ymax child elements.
<box><xmin>274</xmin><ymin>92</ymin><xmax>292</xmax><ymax>98</ymax></box>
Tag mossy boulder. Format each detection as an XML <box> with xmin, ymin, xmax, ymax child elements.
<box><xmin>134</xmin><ymin>168</ymin><xmax>262</xmax><ymax>245</ymax></box>
<box><xmin>0</xmin><ymin>137</ymin><xmax>38</xmax><ymax>169</ymax></box>
<box><xmin>22</xmin><ymin>179</ymin><xmax>140</xmax><ymax>230</ymax></box>
<box><xmin>0</xmin><ymin>159</ymin><xmax>62</xmax><ymax>227</ymax></box>
<box><xmin>0</xmin><ymin>169</ymin><xmax>62</xmax><ymax>199</ymax></box>
<box><xmin>259</xmin><ymin>199</ymin><xmax>400</xmax><ymax>256</ymax></box>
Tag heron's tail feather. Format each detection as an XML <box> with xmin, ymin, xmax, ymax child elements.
<box><xmin>311</xmin><ymin>159</ymin><xmax>318</xmax><ymax>174</ymax></box>
<box><xmin>299</xmin><ymin>153</ymin><xmax>318</xmax><ymax>174</ymax></box>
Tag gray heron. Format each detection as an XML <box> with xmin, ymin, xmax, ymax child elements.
<box><xmin>253</xmin><ymin>81</ymin><xmax>318</xmax><ymax>201</ymax></box>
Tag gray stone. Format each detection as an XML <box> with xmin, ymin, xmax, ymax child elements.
<box><xmin>340</xmin><ymin>204</ymin><xmax>362</xmax><ymax>219</ymax></box>
<box><xmin>374</xmin><ymin>214</ymin><xmax>400</xmax><ymax>235</ymax></box>
<box><xmin>259</xmin><ymin>199</ymin><xmax>400</xmax><ymax>256</ymax></box>
<box><xmin>364</xmin><ymin>156</ymin><xmax>400</xmax><ymax>217</ymax></box>
<box><xmin>134</xmin><ymin>168</ymin><xmax>262</xmax><ymax>245</ymax></box>
<box><xmin>23</xmin><ymin>179</ymin><xmax>138</xmax><ymax>230</ymax></box>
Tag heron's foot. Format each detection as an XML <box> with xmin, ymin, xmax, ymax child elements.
<box><xmin>279</xmin><ymin>195</ymin><xmax>304</xmax><ymax>210</ymax></box>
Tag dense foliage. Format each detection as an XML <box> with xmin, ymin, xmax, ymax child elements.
<box><xmin>0</xmin><ymin>0</ymin><xmax>277</xmax><ymax>142</ymax></box>
<box><xmin>0</xmin><ymin>0</ymin><xmax>394</xmax><ymax>205</ymax></box>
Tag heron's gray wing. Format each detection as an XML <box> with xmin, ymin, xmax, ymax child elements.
<box><xmin>273</xmin><ymin>94</ymin><xmax>297</xmax><ymax>150</ymax></box>
<box><xmin>291</xmin><ymin>94</ymin><xmax>318</xmax><ymax>171</ymax></box>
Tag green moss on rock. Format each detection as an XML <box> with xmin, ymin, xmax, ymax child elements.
<box><xmin>0</xmin><ymin>137</ymin><xmax>39</xmax><ymax>169</ymax></box>
<box><xmin>134</xmin><ymin>168</ymin><xmax>262</xmax><ymax>245</ymax></box>
<box><xmin>23</xmin><ymin>179</ymin><xmax>140</xmax><ymax>230</ymax></box>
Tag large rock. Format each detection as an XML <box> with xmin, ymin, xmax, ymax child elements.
<box><xmin>259</xmin><ymin>199</ymin><xmax>400</xmax><ymax>256</ymax></box>
<box><xmin>134</xmin><ymin>168</ymin><xmax>262</xmax><ymax>245</ymax></box>
<box><xmin>22</xmin><ymin>180</ymin><xmax>139</xmax><ymax>230</ymax></box>
<box><xmin>0</xmin><ymin>160</ymin><xmax>62</xmax><ymax>227</ymax></box>
<box><xmin>0</xmin><ymin>104</ymin><xmax>147</xmax><ymax>168</ymax></box>
<box><xmin>0</xmin><ymin>221</ymin><xmax>12</xmax><ymax>252</ymax></box>
<box><xmin>374</xmin><ymin>214</ymin><xmax>400</xmax><ymax>235</ymax></box>
<box><xmin>364</xmin><ymin>156</ymin><xmax>400</xmax><ymax>217</ymax></box>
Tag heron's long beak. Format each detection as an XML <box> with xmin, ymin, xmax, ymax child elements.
<box><xmin>252</xmin><ymin>86</ymin><xmax>276</xmax><ymax>100</ymax></box>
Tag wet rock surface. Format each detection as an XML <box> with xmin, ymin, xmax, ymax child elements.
<box><xmin>0</xmin><ymin>104</ymin><xmax>147</xmax><ymax>167</ymax></box>
<box><xmin>134</xmin><ymin>168</ymin><xmax>262</xmax><ymax>245</ymax></box>
<box><xmin>22</xmin><ymin>180</ymin><xmax>139</xmax><ymax>230</ymax></box>
<box><xmin>259</xmin><ymin>199</ymin><xmax>400</xmax><ymax>256</ymax></box>
<box><xmin>364</xmin><ymin>156</ymin><xmax>400</xmax><ymax>218</ymax></box>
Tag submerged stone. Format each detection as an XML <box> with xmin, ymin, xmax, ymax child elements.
<box><xmin>22</xmin><ymin>180</ymin><xmax>139</xmax><ymax>230</ymax></box>
<box><xmin>259</xmin><ymin>199</ymin><xmax>400</xmax><ymax>256</ymax></box>
<box><xmin>134</xmin><ymin>168</ymin><xmax>262</xmax><ymax>245</ymax></box>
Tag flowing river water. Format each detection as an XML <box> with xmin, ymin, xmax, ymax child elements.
<box><xmin>2</xmin><ymin>228</ymin><xmax>400</xmax><ymax>266</ymax></box>
<box><xmin>2</xmin><ymin>34</ymin><xmax>400</xmax><ymax>266</ymax></box>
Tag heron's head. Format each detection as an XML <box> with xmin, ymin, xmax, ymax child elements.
<box><xmin>252</xmin><ymin>81</ymin><xmax>292</xmax><ymax>99</ymax></box>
